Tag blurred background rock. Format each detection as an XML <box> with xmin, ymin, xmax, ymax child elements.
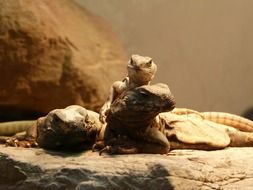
<box><xmin>0</xmin><ymin>0</ymin><xmax>126</xmax><ymax>121</ymax></box>
<box><xmin>78</xmin><ymin>0</ymin><xmax>253</xmax><ymax>116</ymax></box>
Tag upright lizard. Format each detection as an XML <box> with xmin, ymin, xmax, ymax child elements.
<box><xmin>99</xmin><ymin>54</ymin><xmax>157</xmax><ymax>123</ymax></box>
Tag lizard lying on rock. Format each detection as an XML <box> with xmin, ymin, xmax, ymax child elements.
<box><xmin>0</xmin><ymin>105</ymin><xmax>102</xmax><ymax>150</ymax></box>
<box><xmin>94</xmin><ymin>83</ymin><xmax>176</xmax><ymax>154</ymax></box>
<box><xmin>94</xmin><ymin>83</ymin><xmax>253</xmax><ymax>154</ymax></box>
<box><xmin>171</xmin><ymin>108</ymin><xmax>253</xmax><ymax>132</ymax></box>
<box><xmin>160</xmin><ymin>110</ymin><xmax>253</xmax><ymax>150</ymax></box>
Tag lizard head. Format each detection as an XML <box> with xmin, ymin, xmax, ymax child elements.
<box><xmin>127</xmin><ymin>54</ymin><xmax>157</xmax><ymax>85</ymax></box>
<box><xmin>110</xmin><ymin>83</ymin><xmax>175</xmax><ymax>123</ymax></box>
<box><xmin>36</xmin><ymin>105</ymin><xmax>101</xmax><ymax>150</ymax></box>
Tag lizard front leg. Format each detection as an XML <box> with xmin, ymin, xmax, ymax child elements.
<box><xmin>4</xmin><ymin>123</ymin><xmax>38</xmax><ymax>148</ymax></box>
<box><xmin>137</xmin><ymin>126</ymin><xmax>170</xmax><ymax>154</ymax></box>
<box><xmin>99</xmin><ymin>80</ymin><xmax>127</xmax><ymax>124</ymax></box>
<box><xmin>99</xmin><ymin>135</ymin><xmax>170</xmax><ymax>155</ymax></box>
<box><xmin>93</xmin><ymin>125</ymin><xmax>140</xmax><ymax>155</ymax></box>
<box><xmin>99</xmin><ymin>125</ymin><xmax>170</xmax><ymax>155</ymax></box>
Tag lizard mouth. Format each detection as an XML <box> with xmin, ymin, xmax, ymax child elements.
<box><xmin>127</xmin><ymin>64</ymin><xmax>139</xmax><ymax>70</ymax></box>
<box><xmin>127</xmin><ymin>65</ymin><xmax>154</xmax><ymax>75</ymax></box>
<box><xmin>127</xmin><ymin>64</ymin><xmax>147</xmax><ymax>71</ymax></box>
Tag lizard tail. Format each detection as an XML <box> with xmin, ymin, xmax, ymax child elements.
<box><xmin>0</xmin><ymin>120</ymin><xmax>36</xmax><ymax>136</ymax></box>
<box><xmin>202</xmin><ymin>112</ymin><xmax>253</xmax><ymax>132</ymax></box>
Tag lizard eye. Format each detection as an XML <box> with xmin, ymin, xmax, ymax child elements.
<box><xmin>139</xmin><ymin>90</ymin><xmax>148</xmax><ymax>98</ymax></box>
<box><xmin>146</xmin><ymin>59</ymin><xmax>152</xmax><ymax>67</ymax></box>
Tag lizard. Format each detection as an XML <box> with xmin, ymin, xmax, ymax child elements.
<box><xmin>159</xmin><ymin>110</ymin><xmax>253</xmax><ymax>150</ymax></box>
<box><xmin>94</xmin><ymin>83</ymin><xmax>176</xmax><ymax>154</ymax></box>
<box><xmin>93</xmin><ymin>83</ymin><xmax>253</xmax><ymax>154</ymax></box>
<box><xmin>99</xmin><ymin>54</ymin><xmax>157</xmax><ymax>123</ymax></box>
<box><xmin>0</xmin><ymin>105</ymin><xmax>102</xmax><ymax>150</ymax></box>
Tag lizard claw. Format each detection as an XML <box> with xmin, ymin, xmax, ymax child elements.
<box><xmin>34</xmin><ymin>141</ymin><xmax>38</xmax><ymax>146</ymax></box>
<box><xmin>14</xmin><ymin>139</ymin><xmax>19</xmax><ymax>147</ymax></box>
<box><xmin>5</xmin><ymin>137</ymin><xmax>38</xmax><ymax>148</ymax></box>
<box><xmin>92</xmin><ymin>143</ymin><xmax>98</xmax><ymax>152</ymax></box>
<box><xmin>5</xmin><ymin>138</ymin><xmax>17</xmax><ymax>147</ymax></box>
<box><xmin>99</xmin><ymin>115</ymin><xmax>106</xmax><ymax>124</ymax></box>
<box><xmin>92</xmin><ymin>140</ymin><xmax>105</xmax><ymax>152</ymax></box>
<box><xmin>26</xmin><ymin>142</ymin><xmax>31</xmax><ymax>148</ymax></box>
<box><xmin>99</xmin><ymin>145</ymin><xmax>112</xmax><ymax>156</ymax></box>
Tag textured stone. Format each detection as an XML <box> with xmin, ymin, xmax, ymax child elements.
<box><xmin>1</xmin><ymin>146</ymin><xmax>253</xmax><ymax>189</ymax></box>
<box><xmin>0</xmin><ymin>0</ymin><xmax>126</xmax><ymax>120</ymax></box>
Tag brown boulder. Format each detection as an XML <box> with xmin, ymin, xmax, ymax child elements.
<box><xmin>0</xmin><ymin>0</ymin><xmax>126</xmax><ymax>120</ymax></box>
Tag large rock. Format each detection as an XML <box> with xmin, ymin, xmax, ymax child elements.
<box><xmin>0</xmin><ymin>146</ymin><xmax>252</xmax><ymax>189</ymax></box>
<box><xmin>0</xmin><ymin>0</ymin><xmax>126</xmax><ymax>119</ymax></box>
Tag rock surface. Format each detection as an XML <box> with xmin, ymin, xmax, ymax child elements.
<box><xmin>0</xmin><ymin>146</ymin><xmax>253</xmax><ymax>190</ymax></box>
<box><xmin>0</xmin><ymin>0</ymin><xmax>126</xmax><ymax>120</ymax></box>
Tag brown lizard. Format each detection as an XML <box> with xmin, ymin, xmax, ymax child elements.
<box><xmin>0</xmin><ymin>105</ymin><xmax>102</xmax><ymax>150</ymax></box>
<box><xmin>99</xmin><ymin>54</ymin><xmax>157</xmax><ymax>123</ymax></box>
<box><xmin>159</xmin><ymin>109</ymin><xmax>253</xmax><ymax>150</ymax></box>
<box><xmin>171</xmin><ymin>108</ymin><xmax>253</xmax><ymax>132</ymax></box>
<box><xmin>93</xmin><ymin>83</ymin><xmax>253</xmax><ymax>154</ymax></box>
<box><xmin>94</xmin><ymin>83</ymin><xmax>176</xmax><ymax>154</ymax></box>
